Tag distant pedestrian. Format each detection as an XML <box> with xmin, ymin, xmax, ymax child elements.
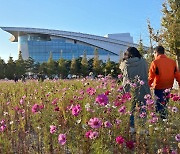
<box><xmin>14</xmin><ymin>74</ymin><xmax>18</xmax><ymax>82</ymax></box>
<box><xmin>148</xmin><ymin>45</ymin><xmax>180</xmax><ymax>119</ymax></box>
<box><xmin>21</xmin><ymin>75</ymin><xmax>26</xmax><ymax>82</ymax></box>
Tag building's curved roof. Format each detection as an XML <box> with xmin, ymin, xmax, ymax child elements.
<box><xmin>0</xmin><ymin>27</ymin><xmax>142</xmax><ymax>55</ymax></box>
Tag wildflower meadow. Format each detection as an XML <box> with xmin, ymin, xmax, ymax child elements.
<box><xmin>0</xmin><ymin>76</ymin><xmax>179</xmax><ymax>153</ymax></box>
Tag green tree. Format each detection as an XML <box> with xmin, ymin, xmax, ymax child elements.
<box><xmin>39</xmin><ymin>62</ymin><xmax>47</xmax><ymax>75</ymax></box>
<box><xmin>137</xmin><ymin>36</ymin><xmax>146</xmax><ymax>56</ymax></box>
<box><xmin>47</xmin><ymin>52</ymin><xmax>56</xmax><ymax>77</ymax></box>
<box><xmin>58</xmin><ymin>57</ymin><xmax>68</xmax><ymax>79</ymax></box>
<box><xmin>81</xmin><ymin>51</ymin><xmax>89</xmax><ymax>77</ymax></box>
<box><xmin>161</xmin><ymin>0</ymin><xmax>180</xmax><ymax>68</ymax></box>
<box><xmin>105</xmin><ymin>55</ymin><xmax>112</xmax><ymax>75</ymax></box>
<box><xmin>25</xmin><ymin>57</ymin><xmax>35</xmax><ymax>74</ymax></box>
<box><xmin>147</xmin><ymin>1</ymin><xmax>180</xmax><ymax>68</ymax></box>
<box><xmin>93</xmin><ymin>48</ymin><xmax>101</xmax><ymax>76</ymax></box>
<box><xmin>0</xmin><ymin>57</ymin><xmax>6</xmax><ymax>79</ymax></box>
<box><xmin>70</xmin><ymin>56</ymin><xmax>77</xmax><ymax>75</ymax></box>
<box><xmin>15</xmin><ymin>51</ymin><xmax>25</xmax><ymax>77</ymax></box>
<box><xmin>6</xmin><ymin>56</ymin><xmax>16</xmax><ymax>79</ymax></box>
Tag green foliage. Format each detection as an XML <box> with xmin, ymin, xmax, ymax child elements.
<box><xmin>137</xmin><ymin>37</ymin><xmax>146</xmax><ymax>56</ymax></box>
<box><xmin>105</xmin><ymin>55</ymin><xmax>112</xmax><ymax>75</ymax></box>
<box><xmin>161</xmin><ymin>0</ymin><xmax>180</xmax><ymax>67</ymax></box>
<box><xmin>58</xmin><ymin>57</ymin><xmax>68</xmax><ymax>79</ymax></box>
<box><xmin>25</xmin><ymin>57</ymin><xmax>35</xmax><ymax>74</ymax></box>
<box><xmin>47</xmin><ymin>52</ymin><xmax>57</xmax><ymax>77</ymax></box>
<box><xmin>93</xmin><ymin>48</ymin><xmax>101</xmax><ymax>76</ymax></box>
<box><xmin>15</xmin><ymin>51</ymin><xmax>26</xmax><ymax>77</ymax></box>
<box><xmin>147</xmin><ymin>0</ymin><xmax>180</xmax><ymax>68</ymax></box>
<box><xmin>70</xmin><ymin>56</ymin><xmax>78</xmax><ymax>75</ymax></box>
<box><xmin>0</xmin><ymin>57</ymin><xmax>6</xmax><ymax>79</ymax></box>
<box><xmin>5</xmin><ymin>56</ymin><xmax>16</xmax><ymax>79</ymax></box>
<box><xmin>81</xmin><ymin>51</ymin><xmax>89</xmax><ymax>77</ymax></box>
<box><xmin>0</xmin><ymin>79</ymin><xmax>179</xmax><ymax>153</ymax></box>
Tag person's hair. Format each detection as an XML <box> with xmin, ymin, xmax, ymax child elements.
<box><xmin>154</xmin><ymin>46</ymin><xmax>164</xmax><ymax>54</ymax></box>
<box><xmin>126</xmin><ymin>47</ymin><xmax>142</xmax><ymax>59</ymax></box>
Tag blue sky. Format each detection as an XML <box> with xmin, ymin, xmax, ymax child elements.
<box><xmin>0</xmin><ymin>0</ymin><xmax>164</xmax><ymax>61</ymax></box>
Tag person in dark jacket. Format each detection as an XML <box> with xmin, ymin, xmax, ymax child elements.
<box><xmin>120</xmin><ymin>47</ymin><xmax>150</xmax><ymax>132</ymax></box>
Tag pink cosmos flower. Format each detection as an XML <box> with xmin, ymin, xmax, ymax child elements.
<box><xmin>54</xmin><ymin>107</ymin><xmax>60</xmax><ymax>111</ymax></box>
<box><xmin>139</xmin><ymin>112</ymin><xmax>146</xmax><ymax>118</ymax></box>
<box><xmin>0</xmin><ymin>120</ymin><xmax>5</xmax><ymax>125</ymax></box>
<box><xmin>122</xmin><ymin>92</ymin><xmax>132</xmax><ymax>101</ymax></box>
<box><xmin>116</xmin><ymin>136</ymin><xmax>125</xmax><ymax>144</ymax></box>
<box><xmin>39</xmin><ymin>104</ymin><xmax>44</xmax><ymax>109</ymax></box>
<box><xmin>72</xmin><ymin>104</ymin><xmax>81</xmax><ymax>116</ymax></box>
<box><xmin>139</xmin><ymin>80</ymin><xmax>145</xmax><ymax>85</ymax></box>
<box><xmin>95</xmin><ymin>94</ymin><xmax>109</xmax><ymax>106</ymax></box>
<box><xmin>171</xmin><ymin>150</ymin><xmax>177</xmax><ymax>154</ymax></box>
<box><xmin>146</xmin><ymin>99</ymin><xmax>154</xmax><ymax>106</ymax></box>
<box><xmin>104</xmin><ymin>90</ymin><xmax>110</xmax><ymax>95</ymax></box>
<box><xmin>118</xmin><ymin>106</ymin><xmax>126</xmax><ymax>114</ymax></box>
<box><xmin>52</xmin><ymin>98</ymin><xmax>58</xmax><ymax>105</ymax></box>
<box><xmin>175</xmin><ymin>134</ymin><xmax>180</xmax><ymax>142</ymax></box>
<box><xmin>50</xmin><ymin>125</ymin><xmax>57</xmax><ymax>134</ymax></box>
<box><xmin>164</xmin><ymin>89</ymin><xmax>171</xmax><ymax>93</ymax></box>
<box><xmin>32</xmin><ymin>104</ymin><xmax>40</xmax><ymax>113</ymax></box>
<box><xmin>79</xmin><ymin>90</ymin><xmax>84</xmax><ymax>95</ymax></box>
<box><xmin>6</xmin><ymin>102</ymin><xmax>10</xmax><ymax>105</ymax></box>
<box><xmin>22</xmin><ymin>95</ymin><xmax>26</xmax><ymax>99</ymax></box>
<box><xmin>115</xmin><ymin>119</ymin><xmax>122</xmax><ymax>126</ymax></box>
<box><xmin>20</xmin><ymin>99</ymin><xmax>24</xmax><ymax>105</ymax></box>
<box><xmin>89</xmin><ymin>131</ymin><xmax>99</xmax><ymax>139</ymax></box>
<box><xmin>104</xmin><ymin>121</ymin><xmax>112</xmax><ymax>128</ymax></box>
<box><xmin>144</xmin><ymin>94</ymin><xmax>151</xmax><ymax>99</ymax></box>
<box><xmin>171</xmin><ymin>107</ymin><xmax>178</xmax><ymax>113</ymax></box>
<box><xmin>98</xmin><ymin>75</ymin><xmax>103</xmax><ymax>78</ymax></box>
<box><xmin>88</xmin><ymin>117</ymin><xmax>102</xmax><ymax>129</ymax></box>
<box><xmin>172</xmin><ymin>95</ymin><xmax>180</xmax><ymax>101</ymax></box>
<box><xmin>126</xmin><ymin>141</ymin><xmax>135</xmax><ymax>150</ymax></box>
<box><xmin>117</xmin><ymin>86</ymin><xmax>123</xmax><ymax>92</ymax></box>
<box><xmin>85</xmin><ymin>130</ymin><xmax>92</xmax><ymax>138</ymax></box>
<box><xmin>149</xmin><ymin>116</ymin><xmax>158</xmax><ymax>124</ymax></box>
<box><xmin>118</xmin><ymin>74</ymin><xmax>123</xmax><ymax>79</ymax></box>
<box><xmin>86</xmin><ymin>87</ymin><xmax>96</xmax><ymax>95</ymax></box>
<box><xmin>0</xmin><ymin>125</ymin><xmax>6</xmax><ymax>132</ymax></box>
<box><xmin>58</xmin><ymin>134</ymin><xmax>66</xmax><ymax>145</ymax></box>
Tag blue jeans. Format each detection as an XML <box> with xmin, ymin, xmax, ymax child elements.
<box><xmin>130</xmin><ymin>101</ymin><xmax>146</xmax><ymax>128</ymax></box>
<box><xmin>154</xmin><ymin>89</ymin><xmax>169</xmax><ymax>119</ymax></box>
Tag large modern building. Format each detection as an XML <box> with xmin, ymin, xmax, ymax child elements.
<box><xmin>1</xmin><ymin>27</ymin><xmax>139</xmax><ymax>63</ymax></box>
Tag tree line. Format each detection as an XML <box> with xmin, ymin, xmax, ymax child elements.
<box><xmin>0</xmin><ymin>49</ymin><xmax>122</xmax><ymax>79</ymax></box>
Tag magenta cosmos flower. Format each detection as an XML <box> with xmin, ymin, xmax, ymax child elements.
<box><xmin>86</xmin><ymin>87</ymin><xmax>96</xmax><ymax>95</ymax></box>
<box><xmin>175</xmin><ymin>134</ymin><xmax>180</xmax><ymax>142</ymax></box>
<box><xmin>88</xmin><ymin>117</ymin><xmax>102</xmax><ymax>129</ymax></box>
<box><xmin>118</xmin><ymin>105</ymin><xmax>126</xmax><ymax>114</ymax></box>
<box><xmin>95</xmin><ymin>94</ymin><xmax>109</xmax><ymax>106</ymax></box>
<box><xmin>85</xmin><ymin>130</ymin><xmax>99</xmax><ymax>139</ymax></box>
<box><xmin>89</xmin><ymin>131</ymin><xmax>99</xmax><ymax>139</ymax></box>
<box><xmin>32</xmin><ymin>104</ymin><xmax>40</xmax><ymax>113</ymax></box>
<box><xmin>72</xmin><ymin>104</ymin><xmax>81</xmax><ymax>116</ymax></box>
<box><xmin>104</xmin><ymin>121</ymin><xmax>112</xmax><ymax>128</ymax></box>
<box><xmin>50</xmin><ymin>125</ymin><xmax>57</xmax><ymax>134</ymax></box>
<box><xmin>58</xmin><ymin>134</ymin><xmax>66</xmax><ymax>145</ymax></box>
<box><xmin>126</xmin><ymin>141</ymin><xmax>135</xmax><ymax>150</ymax></box>
<box><xmin>116</xmin><ymin>136</ymin><xmax>125</xmax><ymax>144</ymax></box>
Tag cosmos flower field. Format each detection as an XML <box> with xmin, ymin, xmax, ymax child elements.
<box><xmin>0</xmin><ymin>76</ymin><xmax>179</xmax><ymax>153</ymax></box>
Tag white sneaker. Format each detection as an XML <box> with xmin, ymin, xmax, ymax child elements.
<box><xmin>130</xmin><ymin>127</ymin><xmax>135</xmax><ymax>133</ymax></box>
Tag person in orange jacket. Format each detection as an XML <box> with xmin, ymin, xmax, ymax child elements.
<box><xmin>148</xmin><ymin>45</ymin><xmax>180</xmax><ymax>119</ymax></box>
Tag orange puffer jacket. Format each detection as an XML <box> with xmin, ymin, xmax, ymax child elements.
<box><xmin>148</xmin><ymin>54</ymin><xmax>180</xmax><ymax>89</ymax></box>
